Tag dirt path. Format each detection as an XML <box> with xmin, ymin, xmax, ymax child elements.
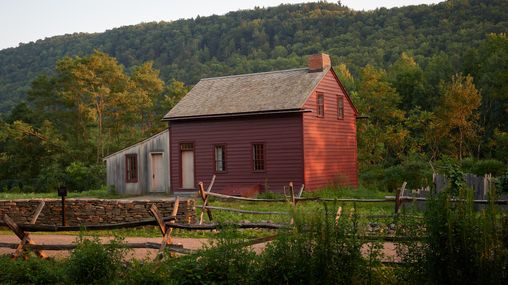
<box><xmin>0</xmin><ymin>234</ymin><xmax>398</xmax><ymax>261</ymax></box>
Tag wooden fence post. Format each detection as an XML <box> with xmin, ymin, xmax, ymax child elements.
<box><xmin>198</xmin><ymin>176</ymin><xmax>216</xmax><ymax>224</ymax></box>
<box><xmin>395</xmin><ymin>182</ymin><xmax>407</xmax><ymax>214</ymax></box>
<box><xmin>198</xmin><ymin>181</ymin><xmax>214</xmax><ymax>224</ymax></box>
<box><xmin>335</xmin><ymin>206</ymin><xmax>342</xmax><ymax>226</ymax></box>
<box><xmin>149</xmin><ymin>199</ymin><xmax>180</xmax><ymax>258</ymax></box>
<box><xmin>288</xmin><ymin>182</ymin><xmax>296</xmax><ymax>224</ymax></box>
<box><xmin>297</xmin><ymin>184</ymin><xmax>305</xmax><ymax>198</ymax></box>
<box><xmin>4</xmin><ymin>201</ymin><xmax>47</xmax><ymax>259</ymax></box>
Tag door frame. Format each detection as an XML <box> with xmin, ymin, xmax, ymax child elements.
<box><xmin>149</xmin><ymin>152</ymin><xmax>165</xmax><ymax>193</ymax></box>
<box><xmin>179</xmin><ymin>142</ymin><xmax>196</xmax><ymax>189</ymax></box>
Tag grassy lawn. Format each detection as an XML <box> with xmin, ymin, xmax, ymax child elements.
<box><xmin>0</xmin><ymin>188</ymin><xmax>122</xmax><ymax>200</ymax></box>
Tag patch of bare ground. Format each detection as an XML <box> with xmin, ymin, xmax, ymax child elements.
<box><xmin>0</xmin><ymin>234</ymin><xmax>398</xmax><ymax>261</ymax></box>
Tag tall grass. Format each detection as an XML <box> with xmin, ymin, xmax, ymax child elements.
<box><xmin>397</xmin><ymin>188</ymin><xmax>508</xmax><ymax>284</ymax></box>
<box><xmin>254</xmin><ymin>205</ymin><xmax>382</xmax><ymax>285</ymax></box>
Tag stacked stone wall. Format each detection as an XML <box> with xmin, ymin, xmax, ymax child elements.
<box><xmin>0</xmin><ymin>199</ymin><xmax>195</xmax><ymax>225</ymax></box>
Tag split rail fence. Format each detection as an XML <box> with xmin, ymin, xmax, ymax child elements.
<box><xmin>1</xmin><ymin>174</ymin><xmax>507</xmax><ymax>260</ymax></box>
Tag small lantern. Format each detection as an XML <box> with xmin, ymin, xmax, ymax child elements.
<box><xmin>57</xmin><ymin>185</ymin><xmax>68</xmax><ymax>197</ymax></box>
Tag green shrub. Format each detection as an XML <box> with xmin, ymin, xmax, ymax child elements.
<box><xmin>496</xmin><ymin>172</ymin><xmax>508</xmax><ymax>194</ymax></box>
<box><xmin>165</xmin><ymin>229</ymin><xmax>258</xmax><ymax>285</ymax></box>
<box><xmin>64</xmin><ymin>162</ymin><xmax>105</xmax><ymax>192</ymax></box>
<box><xmin>22</xmin><ymin>184</ymin><xmax>35</xmax><ymax>193</ymax></box>
<box><xmin>9</xmin><ymin>185</ymin><xmax>22</xmax><ymax>193</ymax></box>
<box><xmin>382</xmin><ymin>164</ymin><xmax>405</xmax><ymax>192</ymax></box>
<box><xmin>65</xmin><ymin>236</ymin><xmax>126</xmax><ymax>284</ymax></box>
<box><xmin>119</xmin><ymin>259</ymin><xmax>167</xmax><ymax>285</ymax></box>
<box><xmin>471</xmin><ymin>159</ymin><xmax>506</xmax><ymax>176</ymax></box>
<box><xmin>460</xmin><ymin>157</ymin><xmax>476</xmax><ymax>173</ymax></box>
<box><xmin>361</xmin><ymin>157</ymin><xmax>432</xmax><ymax>192</ymax></box>
<box><xmin>255</xmin><ymin>207</ymin><xmax>377</xmax><ymax>285</ymax></box>
<box><xmin>0</xmin><ymin>255</ymin><xmax>64</xmax><ymax>284</ymax></box>
<box><xmin>35</xmin><ymin>163</ymin><xmax>64</xmax><ymax>192</ymax></box>
<box><xmin>359</xmin><ymin>166</ymin><xmax>385</xmax><ymax>190</ymax></box>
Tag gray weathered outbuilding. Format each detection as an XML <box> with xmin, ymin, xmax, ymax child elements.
<box><xmin>103</xmin><ymin>130</ymin><xmax>170</xmax><ymax>195</ymax></box>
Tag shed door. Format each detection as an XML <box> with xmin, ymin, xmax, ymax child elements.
<box><xmin>150</xmin><ymin>153</ymin><xmax>164</xmax><ymax>192</ymax></box>
<box><xmin>181</xmin><ymin>144</ymin><xmax>195</xmax><ymax>189</ymax></box>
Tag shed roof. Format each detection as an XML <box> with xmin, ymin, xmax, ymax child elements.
<box><xmin>163</xmin><ymin>67</ymin><xmax>329</xmax><ymax>120</ymax></box>
<box><xmin>103</xmin><ymin>129</ymin><xmax>169</xmax><ymax>160</ymax></box>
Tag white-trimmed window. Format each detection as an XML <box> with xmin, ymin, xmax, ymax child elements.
<box><xmin>215</xmin><ymin>145</ymin><xmax>225</xmax><ymax>172</ymax></box>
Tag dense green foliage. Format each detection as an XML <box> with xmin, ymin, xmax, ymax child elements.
<box><xmin>66</xmin><ymin>236</ymin><xmax>127</xmax><ymax>284</ymax></box>
<box><xmin>0</xmin><ymin>0</ymin><xmax>506</xmax><ymax>112</ymax></box>
<box><xmin>0</xmin><ymin>51</ymin><xmax>188</xmax><ymax>192</ymax></box>
<box><xmin>0</xmin><ymin>0</ymin><xmax>508</xmax><ymax>192</ymax></box>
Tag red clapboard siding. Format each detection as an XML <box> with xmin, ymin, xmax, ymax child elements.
<box><xmin>169</xmin><ymin>113</ymin><xmax>304</xmax><ymax>194</ymax></box>
<box><xmin>303</xmin><ymin>69</ymin><xmax>358</xmax><ymax>190</ymax></box>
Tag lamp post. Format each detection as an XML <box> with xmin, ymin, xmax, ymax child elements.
<box><xmin>57</xmin><ymin>186</ymin><xmax>68</xmax><ymax>226</ymax></box>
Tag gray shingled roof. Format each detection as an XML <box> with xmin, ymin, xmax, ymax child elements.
<box><xmin>163</xmin><ymin>67</ymin><xmax>329</xmax><ymax>120</ymax></box>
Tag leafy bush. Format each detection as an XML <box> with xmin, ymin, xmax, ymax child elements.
<box><xmin>471</xmin><ymin>159</ymin><xmax>506</xmax><ymax>176</ymax></box>
<box><xmin>64</xmin><ymin>162</ymin><xmax>105</xmax><ymax>192</ymax></box>
<box><xmin>496</xmin><ymin>172</ymin><xmax>508</xmax><ymax>194</ymax></box>
<box><xmin>361</xmin><ymin>157</ymin><xmax>432</xmax><ymax>192</ymax></box>
<box><xmin>35</xmin><ymin>163</ymin><xmax>65</xmax><ymax>192</ymax></box>
<box><xmin>65</xmin><ymin>236</ymin><xmax>126</xmax><ymax>284</ymax></box>
<box><xmin>165</xmin><ymin>229</ymin><xmax>258</xmax><ymax>285</ymax></box>
<box><xmin>461</xmin><ymin>158</ymin><xmax>506</xmax><ymax>177</ymax></box>
<box><xmin>359</xmin><ymin>166</ymin><xmax>385</xmax><ymax>191</ymax></box>
<box><xmin>0</xmin><ymin>255</ymin><xmax>64</xmax><ymax>284</ymax></box>
<box><xmin>119</xmin><ymin>259</ymin><xmax>168</xmax><ymax>285</ymax></box>
<box><xmin>255</xmin><ymin>207</ymin><xmax>377</xmax><ymax>285</ymax></box>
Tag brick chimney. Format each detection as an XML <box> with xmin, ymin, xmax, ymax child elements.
<box><xmin>308</xmin><ymin>53</ymin><xmax>331</xmax><ymax>72</ymax></box>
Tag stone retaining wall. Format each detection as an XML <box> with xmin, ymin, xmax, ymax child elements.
<box><xmin>0</xmin><ymin>198</ymin><xmax>196</xmax><ymax>226</ymax></box>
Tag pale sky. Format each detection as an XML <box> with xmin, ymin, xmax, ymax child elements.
<box><xmin>0</xmin><ymin>0</ymin><xmax>442</xmax><ymax>50</ymax></box>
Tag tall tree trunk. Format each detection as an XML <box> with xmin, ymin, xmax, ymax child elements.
<box><xmin>95</xmin><ymin>94</ymin><xmax>104</xmax><ymax>163</ymax></box>
<box><xmin>459</xmin><ymin>127</ymin><xmax>463</xmax><ymax>161</ymax></box>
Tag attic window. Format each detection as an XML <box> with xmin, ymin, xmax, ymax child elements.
<box><xmin>125</xmin><ymin>154</ymin><xmax>138</xmax><ymax>183</ymax></box>
<box><xmin>337</xmin><ymin>95</ymin><xmax>344</xmax><ymax>119</ymax></box>
<box><xmin>317</xmin><ymin>93</ymin><xmax>324</xmax><ymax>117</ymax></box>
<box><xmin>180</xmin><ymin>143</ymin><xmax>194</xmax><ymax>151</ymax></box>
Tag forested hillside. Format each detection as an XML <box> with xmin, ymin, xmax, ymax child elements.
<box><xmin>1</xmin><ymin>0</ymin><xmax>507</xmax><ymax>193</ymax></box>
<box><xmin>0</xmin><ymin>0</ymin><xmax>506</xmax><ymax>112</ymax></box>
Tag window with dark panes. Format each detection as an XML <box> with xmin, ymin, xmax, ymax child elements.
<box><xmin>337</xmin><ymin>95</ymin><xmax>344</xmax><ymax>119</ymax></box>
<box><xmin>317</xmin><ymin>93</ymin><xmax>324</xmax><ymax>117</ymax></box>
<box><xmin>253</xmin><ymin>144</ymin><xmax>265</xmax><ymax>171</ymax></box>
<box><xmin>125</xmin><ymin>154</ymin><xmax>138</xmax><ymax>183</ymax></box>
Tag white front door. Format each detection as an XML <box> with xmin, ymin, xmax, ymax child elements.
<box><xmin>150</xmin><ymin>153</ymin><xmax>164</xmax><ymax>192</ymax></box>
<box><xmin>181</xmin><ymin>149</ymin><xmax>195</xmax><ymax>189</ymax></box>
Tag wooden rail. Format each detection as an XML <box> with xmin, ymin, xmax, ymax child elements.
<box><xmin>204</xmin><ymin>191</ymin><xmax>397</xmax><ymax>203</ymax></box>
<box><xmin>205</xmin><ymin>191</ymin><xmax>508</xmax><ymax>205</ymax></box>
<box><xmin>387</xmin><ymin>196</ymin><xmax>508</xmax><ymax>205</ymax></box>
<box><xmin>0</xmin><ymin>242</ymin><xmax>193</xmax><ymax>254</ymax></box>
<box><xmin>204</xmin><ymin>205</ymin><xmax>289</xmax><ymax>215</ymax></box>
<box><xmin>0</xmin><ymin>216</ymin><xmax>176</xmax><ymax>232</ymax></box>
<box><xmin>0</xmin><ymin>220</ymin><xmax>288</xmax><ymax>232</ymax></box>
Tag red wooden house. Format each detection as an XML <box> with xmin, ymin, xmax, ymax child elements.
<box><xmin>163</xmin><ymin>54</ymin><xmax>358</xmax><ymax>195</ymax></box>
